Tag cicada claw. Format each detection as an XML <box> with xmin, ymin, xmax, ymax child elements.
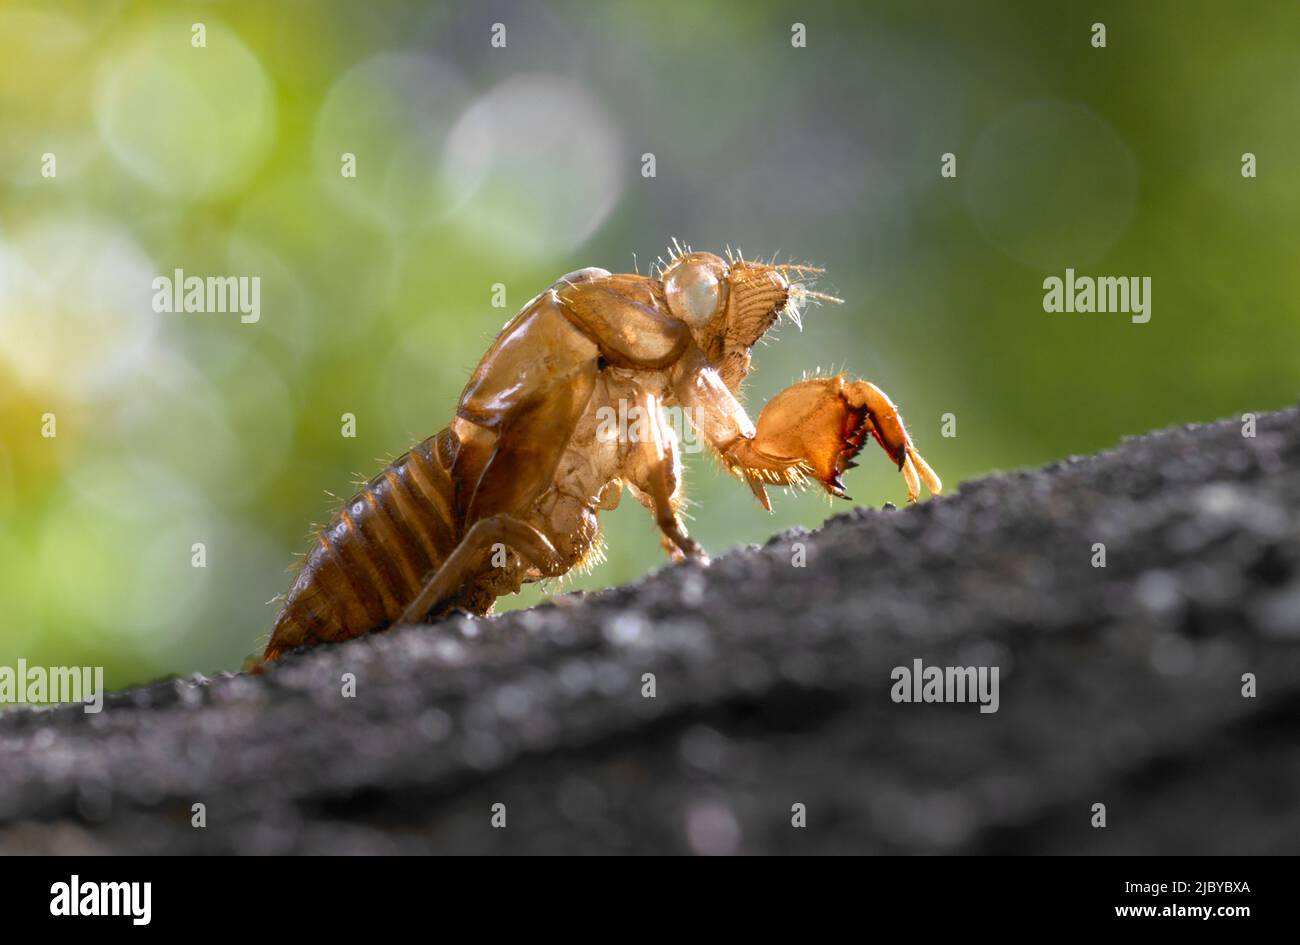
<box><xmin>900</xmin><ymin>445</ymin><xmax>942</xmax><ymax>504</ymax></box>
<box><xmin>748</xmin><ymin>375</ymin><xmax>942</xmax><ymax>506</ymax></box>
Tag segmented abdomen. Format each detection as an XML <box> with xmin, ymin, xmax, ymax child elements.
<box><xmin>265</xmin><ymin>428</ymin><xmax>461</xmax><ymax>660</ymax></box>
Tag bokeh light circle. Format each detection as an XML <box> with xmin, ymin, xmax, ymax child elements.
<box><xmin>443</xmin><ymin>74</ymin><xmax>624</xmax><ymax>257</ymax></box>
<box><xmin>313</xmin><ymin>52</ymin><xmax>486</xmax><ymax>232</ymax></box>
<box><xmin>0</xmin><ymin>215</ymin><xmax>159</xmax><ymax>397</ymax></box>
<box><xmin>41</xmin><ymin>458</ymin><xmax>214</xmax><ymax>646</ymax></box>
<box><xmin>95</xmin><ymin>20</ymin><xmax>274</xmax><ymax>199</ymax></box>
<box><xmin>965</xmin><ymin>101</ymin><xmax>1137</xmax><ymax>270</ymax></box>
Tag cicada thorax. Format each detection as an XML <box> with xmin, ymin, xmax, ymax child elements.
<box><xmin>265</xmin><ymin>427</ymin><xmax>470</xmax><ymax>661</ymax></box>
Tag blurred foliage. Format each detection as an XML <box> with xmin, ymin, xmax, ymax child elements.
<box><xmin>0</xmin><ymin>0</ymin><xmax>1296</xmax><ymax>690</ymax></box>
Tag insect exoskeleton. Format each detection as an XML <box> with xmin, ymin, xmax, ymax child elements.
<box><xmin>263</xmin><ymin>245</ymin><xmax>940</xmax><ymax>662</ymax></box>
<box><xmin>265</xmin><ymin>429</ymin><xmax>464</xmax><ymax>661</ymax></box>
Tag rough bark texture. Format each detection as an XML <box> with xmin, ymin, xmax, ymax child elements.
<box><xmin>1</xmin><ymin>407</ymin><xmax>1297</xmax><ymax>854</ymax></box>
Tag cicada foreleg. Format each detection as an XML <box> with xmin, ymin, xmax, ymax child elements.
<box><xmin>744</xmin><ymin>375</ymin><xmax>943</xmax><ymax>508</ymax></box>
<box><xmin>626</xmin><ymin>392</ymin><xmax>708</xmax><ymax>563</ymax></box>
<box><xmin>840</xmin><ymin>379</ymin><xmax>942</xmax><ymax>504</ymax></box>
<box><xmin>396</xmin><ymin>514</ymin><xmax>565</xmax><ymax>625</ymax></box>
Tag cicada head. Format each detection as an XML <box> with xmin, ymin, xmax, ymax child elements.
<box><xmin>658</xmin><ymin>243</ymin><xmax>841</xmax><ymax>391</ymax></box>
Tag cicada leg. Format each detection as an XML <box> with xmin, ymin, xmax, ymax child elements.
<box><xmin>396</xmin><ymin>514</ymin><xmax>565</xmax><ymax>625</ymax></box>
<box><xmin>625</xmin><ymin>391</ymin><xmax>709</xmax><ymax>563</ymax></box>
<box><xmin>739</xmin><ymin>375</ymin><xmax>942</xmax><ymax>508</ymax></box>
<box><xmin>840</xmin><ymin>379</ymin><xmax>942</xmax><ymax>504</ymax></box>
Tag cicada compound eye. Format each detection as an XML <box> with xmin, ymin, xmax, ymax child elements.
<box><xmin>663</xmin><ymin>254</ymin><xmax>728</xmax><ymax>328</ymax></box>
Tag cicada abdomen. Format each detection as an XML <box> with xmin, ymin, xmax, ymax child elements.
<box><xmin>265</xmin><ymin>427</ymin><xmax>464</xmax><ymax>661</ymax></box>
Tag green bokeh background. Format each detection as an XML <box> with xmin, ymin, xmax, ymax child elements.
<box><xmin>1</xmin><ymin>0</ymin><xmax>1296</xmax><ymax>691</ymax></box>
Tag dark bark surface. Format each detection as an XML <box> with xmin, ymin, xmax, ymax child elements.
<box><xmin>2</xmin><ymin>407</ymin><xmax>1297</xmax><ymax>854</ymax></box>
